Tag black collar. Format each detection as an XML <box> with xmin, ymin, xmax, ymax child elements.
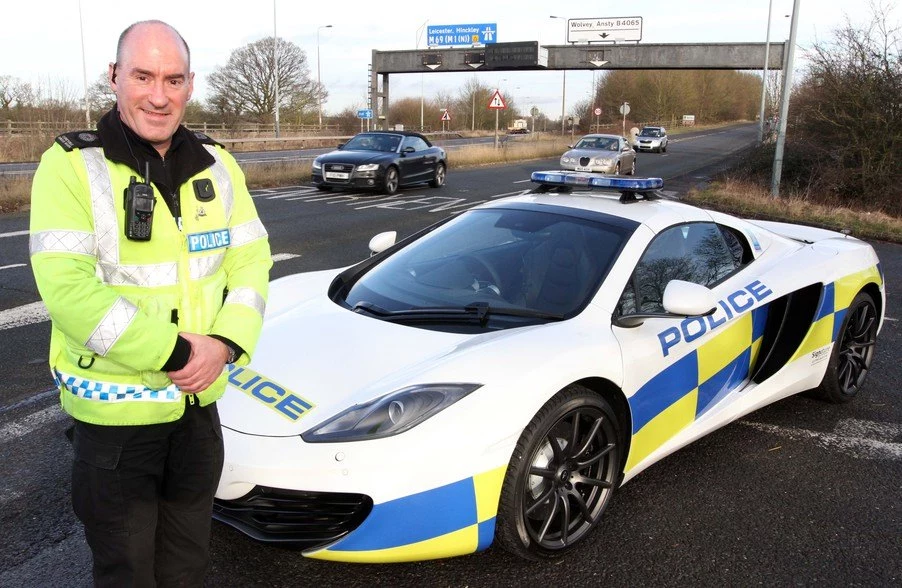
<box><xmin>96</xmin><ymin>107</ymin><xmax>215</xmax><ymax>197</ymax></box>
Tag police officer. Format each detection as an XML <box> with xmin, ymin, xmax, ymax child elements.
<box><xmin>29</xmin><ymin>20</ymin><xmax>272</xmax><ymax>587</ymax></box>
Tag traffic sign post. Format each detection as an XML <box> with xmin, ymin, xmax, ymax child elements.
<box><xmin>440</xmin><ymin>109</ymin><xmax>451</xmax><ymax>132</ymax></box>
<box><xmin>620</xmin><ymin>102</ymin><xmax>631</xmax><ymax>135</ymax></box>
<box><xmin>488</xmin><ymin>90</ymin><xmax>506</xmax><ymax>149</ymax></box>
<box><xmin>594</xmin><ymin>106</ymin><xmax>602</xmax><ymax>133</ymax></box>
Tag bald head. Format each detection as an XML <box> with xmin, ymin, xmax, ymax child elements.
<box><xmin>116</xmin><ymin>20</ymin><xmax>190</xmax><ymax>70</ymax></box>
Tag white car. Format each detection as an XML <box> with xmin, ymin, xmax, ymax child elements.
<box><xmin>635</xmin><ymin>126</ymin><xmax>668</xmax><ymax>153</ymax></box>
<box><xmin>213</xmin><ymin>173</ymin><xmax>885</xmax><ymax>563</ymax></box>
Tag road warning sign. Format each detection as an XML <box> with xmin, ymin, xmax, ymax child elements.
<box><xmin>487</xmin><ymin>90</ymin><xmax>506</xmax><ymax>110</ymax></box>
<box><xmin>441</xmin><ymin>110</ymin><xmax>451</xmax><ymax>121</ymax></box>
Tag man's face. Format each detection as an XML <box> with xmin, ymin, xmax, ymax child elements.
<box><xmin>110</xmin><ymin>23</ymin><xmax>193</xmax><ymax>156</ymax></box>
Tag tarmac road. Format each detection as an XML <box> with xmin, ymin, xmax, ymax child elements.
<box><xmin>0</xmin><ymin>123</ymin><xmax>899</xmax><ymax>586</ymax></box>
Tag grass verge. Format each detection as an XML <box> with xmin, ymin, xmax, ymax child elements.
<box><xmin>687</xmin><ymin>178</ymin><xmax>902</xmax><ymax>243</ymax></box>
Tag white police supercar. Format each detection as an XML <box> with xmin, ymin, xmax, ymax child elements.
<box><xmin>213</xmin><ymin>172</ymin><xmax>885</xmax><ymax>562</ymax></box>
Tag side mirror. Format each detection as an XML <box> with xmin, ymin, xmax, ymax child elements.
<box><xmin>401</xmin><ymin>146</ymin><xmax>415</xmax><ymax>155</ymax></box>
<box><xmin>337</xmin><ymin>143</ymin><xmax>345</xmax><ymax>149</ymax></box>
<box><xmin>368</xmin><ymin>231</ymin><xmax>397</xmax><ymax>256</ymax></box>
<box><xmin>662</xmin><ymin>280</ymin><xmax>718</xmax><ymax>316</ymax></box>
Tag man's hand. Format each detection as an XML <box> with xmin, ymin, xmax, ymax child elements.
<box><xmin>167</xmin><ymin>332</ymin><xmax>230</xmax><ymax>393</ymax></box>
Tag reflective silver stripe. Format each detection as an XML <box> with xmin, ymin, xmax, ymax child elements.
<box><xmin>203</xmin><ymin>145</ymin><xmax>234</xmax><ymax>222</ymax></box>
<box><xmin>190</xmin><ymin>252</ymin><xmax>225</xmax><ymax>280</ymax></box>
<box><xmin>30</xmin><ymin>230</ymin><xmax>96</xmax><ymax>257</ymax></box>
<box><xmin>229</xmin><ymin>218</ymin><xmax>268</xmax><ymax>248</ymax></box>
<box><xmin>55</xmin><ymin>370</ymin><xmax>181</xmax><ymax>403</ymax></box>
<box><xmin>81</xmin><ymin>148</ymin><xmax>119</xmax><ymax>266</ymax></box>
<box><xmin>85</xmin><ymin>297</ymin><xmax>137</xmax><ymax>356</ymax></box>
<box><xmin>224</xmin><ymin>287</ymin><xmax>265</xmax><ymax>317</ymax></box>
<box><xmin>98</xmin><ymin>261</ymin><xmax>179</xmax><ymax>287</ymax></box>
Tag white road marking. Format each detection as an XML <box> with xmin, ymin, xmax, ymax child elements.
<box><xmin>0</xmin><ymin>263</ymin><xmax>26</xmax><ymax>270</ymax></box>
<box><xmin>740</xmin><ymin>418</ymin><xmax>902</xmax><ymax>461</ymax></box>
<box><xmin>0</xmin><ymin>404</ymin><xmax>67</xmax><ymax>444</ymax></box>
<box><xmin>0</xmin><ymin>230</ymin><xmax>29</xmax><ymax>238</ymax></box>
<box><xmin>0</xmin><ymin>301</ymin><xmax>49</xmax><ymax>331</ymax></box>
<box><xmin>0</xmin><ymin>253</ymin><xmax>299</xmax><ymax>331</ymax></box>
<box><xmin>512</xmin><ymin>179</ymin><xmax>533</xmax><ymax>184</ymax></box>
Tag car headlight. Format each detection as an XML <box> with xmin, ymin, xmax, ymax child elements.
<box><xmin>301</xmin><ymin>383</ymin><xmax>481</xmax><ymax>442</ymax></box>
<box><xmin>312</xmin><ymin>159</ymin><xmax>322</xmax><ymax>170</ymax></box>
<box><xmin>356</xmin><ymin>163</ymin><xmax>380</xmax><ymax>172</ymax></box>
<box><xmin>561</xmin><ymin>156</ymin><xmax>573</xmax><ymax>163</ymax></box>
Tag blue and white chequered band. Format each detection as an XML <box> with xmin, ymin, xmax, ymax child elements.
<box><xmin>54</xmin><ymin>370</ymin><xmax>181</xmax><ymax>403</ymax></box>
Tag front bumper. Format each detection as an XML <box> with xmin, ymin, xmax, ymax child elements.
<box><xmin>636</xmin><ymin>141</ymin><xmax>664</xmax><ymax>151</ymax></box>
<box><xmin>215</xmin><ymin>426</ymin><xmax>510</xmax><ymax>562</ymax></box>
<box><xmin>312</xmin><ymin>170</ymin><xmax>385</xmax><ymax>190</ymax></box>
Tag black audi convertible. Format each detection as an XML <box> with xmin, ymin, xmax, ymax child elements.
<box><xmin>311</xmin><ymin>131</ymin><xmax>447</xmax><ymax>195</ymax></box>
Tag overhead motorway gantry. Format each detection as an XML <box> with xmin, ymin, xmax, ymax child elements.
<box><xmin>369</xmin><ymin>41</ymin><xmax>787</xmax><ymax>129</ymax></box>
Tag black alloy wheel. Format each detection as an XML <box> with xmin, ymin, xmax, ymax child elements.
<box><xmin>382</xmin><ymin>166</ymin><xmax>400</xmax><ymax>195</ymax></box>
<box><xmin>815</xmin><ymin>291</ymin><xmax>878</xmax><ymax>403</ymax></box>
<box><xmin>496</xmin><ymin>385</ymin><xmax>621</xmax><ymax>560</ymax></box>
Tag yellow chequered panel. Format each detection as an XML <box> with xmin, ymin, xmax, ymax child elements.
<box><xmin>697</xmin><ymin>314</ymin><xmax>752</xmax><ymax>383</ymax></box>
<box><xmin>474</xmin><ymin>465</ymin><xmax>507</xmax><ymax>523</ymax></box>
<box><xmin>309</xmin><ymin>525</ymin><xmax>479</xmax><ymax>563</ymax></box>
<box><xmin>626</xmin><ymin>389</ymin><xmax>698</xmax><ymax>471</ymax></box>
<box><xmin>750</xmin><ymin>337</ymin><xmax>763</xmax><ymax>366</ymax></box>
<box><xmin>790</xmin><ymin>315</ymin><xmax>834</xmax><ymax>362</ymax></box>
<box><xmin>835</xmin><ymin>267</ymin><xmax>882</xmax><ymax>310</ymax></box>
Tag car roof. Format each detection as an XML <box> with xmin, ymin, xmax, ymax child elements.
<box><xmin>578</xmin><ymin>134</ymin><xmax>622</xmax><ymax>140</ymax></box>
<box><xmin>474</xmin><ymin>190</ymin><xmax>712</xmax><ymax>233</ymax></box>
<box><xmin>357</xmin><ymin>130</ymin><xmax>430</xmax><ymax>140</ymax></box>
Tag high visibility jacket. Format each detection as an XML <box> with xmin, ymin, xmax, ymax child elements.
<box><xmin>30</xmin><ymin>138</ymin><xmax>272</xmax><ymax>426</ymax></box>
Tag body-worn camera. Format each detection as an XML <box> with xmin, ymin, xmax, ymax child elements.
<box><xmin>124</xmin><ymin>163</ymin><xmax>155</xmax><ymax>241</ymax></box>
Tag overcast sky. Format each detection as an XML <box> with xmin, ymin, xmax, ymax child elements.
<box><xmin>1</xmin><ymin>0</ymin><xmax>874</xmax><ymax>120</ymax></box>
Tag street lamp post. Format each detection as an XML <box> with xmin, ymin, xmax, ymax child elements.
<box><xmin>273</xmin><ymin>1</ymin><xmax>279</xmax><ymax>137</ymax></box>
<box><xmin>78</xmin><ymin>0</ymin><xmax>90</xmax><ymax>127</ymax></box>
<box><xmin>757</xmin><ymin>0</ymin><xmax>774</xmax><ymax>143</ymax></box>
<box><xmin>316</xmin><ymin>24</ymin><xmax>333</xmax><ymax>129</ymax></box>
<box><xmin>550</xmin><ymin>16</ymin><xmax>568</xmax><ymax>135</ymax></box>
<box><xmin>416</xmin><ymin>20</ymin><xmax>428</xmax><ymax>132</ymax></box>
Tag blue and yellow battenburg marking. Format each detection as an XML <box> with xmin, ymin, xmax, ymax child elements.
<box><xmin>308</xmin><ymin>465</ymin><xmax>507</xmax><ymax>563</ymax></box>
<box><xmin>626</xmin><ymin>266</ymin><xmax>882</xmax><ymax>471</ymax></box>
<box><xmin>226</xmin><ymin>365</ymin><xmax>314</xmax><ymax>421</ymax></box>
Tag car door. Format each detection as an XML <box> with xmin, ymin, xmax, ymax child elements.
<box><xmin>398</xmin><ymin>136</ymin><xmax>428</xmax><ymax>183</ymax></box>
<box><xmin>612</xmin><ymin>221</ymin><xmax>769</xmax><ymax>473</ymax></box>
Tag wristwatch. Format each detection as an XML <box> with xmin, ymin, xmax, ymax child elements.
<box><xmin>225</xmin><ymin>344</ymin><xmax>238</xmax><ymax>364</ymax></box>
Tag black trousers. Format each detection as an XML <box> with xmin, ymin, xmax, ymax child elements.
<box><xmin>71</xmin><ymin>398</ymin><xmax>224</xmax><ymax>588</ymax></box>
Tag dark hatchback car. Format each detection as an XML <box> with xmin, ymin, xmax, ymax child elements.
<box><xmin>312</xmin><ymin>131</ymin><xmax>447</xmax><ymax>195</ymax></box>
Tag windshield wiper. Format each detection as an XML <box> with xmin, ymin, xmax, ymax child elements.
<box><xmin>352</xmin><ymin>301</ymin><xmax>564</xmax><ymax>326</ymax></box>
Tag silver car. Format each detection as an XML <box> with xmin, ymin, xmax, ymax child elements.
<box><xmin>559</xmin><ymin>134</ymin><xmax>637</xmax><ymax>175</ymax></box>
<box><xmin>635</xmin><ymin>126</ymin><xmax>668</xmax><ymax>153</ymax></box>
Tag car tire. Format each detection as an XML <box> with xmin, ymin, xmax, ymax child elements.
<box><xmin>812</xmin><ymin>291</ymin><xmax>878</xmax><ymax>403</ymax></box>
<box><xmin>429</xmin><ymin>162</ymin><xmax>446</xmax><ymax>188</ymax></box>
<box><xmin>662</xmin><ymin>143</ymin><xmax>667</xmax><ymax>153</ymax></box>
<box><xmin>495</xmin><ymin>384</ymin><xmax>621</xmax><ymax>560</ymax></box>
<box><xmin>382</xmin><ymin>166</ymin><xmax>399</xmax><ymax>195</ymax></box>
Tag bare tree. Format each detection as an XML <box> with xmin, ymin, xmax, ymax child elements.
<box><xmin>789</xmin><ymin>1</ymin><xmax>901</xmax><ymax>212</ymax></box>
<box><xmin>87</xmin><ymin>72</ymin><xmax>116</xmax><ymax>115</ymax></box>
<box><xmin>207</xmin><ymin>37</ymin><xmax>320</xmax><ymax>122</ymax></box>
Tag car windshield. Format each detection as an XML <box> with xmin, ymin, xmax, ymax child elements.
<box><xmin>575</xmin><ymin>137</ymin><xmax>619</xmax><ymax>151</ymax></box>
<box><xmin>639</xmin><ymin>128</ymin><xmax>663</xmax><ymax>137</ymax></box>
<box><xmin>342</xmin><ymin>207</ymin><xmax>630</xmax><ymax>329</ymax></box>
<box><xmin>343</xmin><ymin>133</ymin><xmax>402</xmax><ymax>152</ymax></box>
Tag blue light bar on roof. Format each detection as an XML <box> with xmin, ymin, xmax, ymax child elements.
<box><xmin>530</xmin><ymin>171</ymin><xmax>664</xmax><ymax>191</ymax></box>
